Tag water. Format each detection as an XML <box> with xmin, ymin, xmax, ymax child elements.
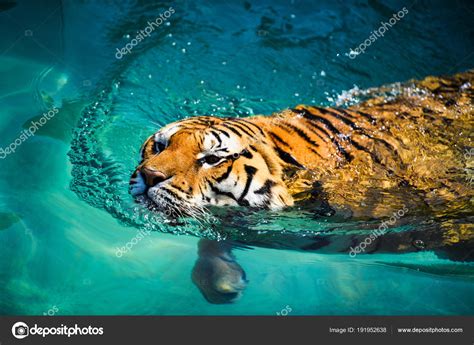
<box><xmin>0</xmin><ymin>0</ymin><xmax>473</xmax><ymax>315</ymax></box>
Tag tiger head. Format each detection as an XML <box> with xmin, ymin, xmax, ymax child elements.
<box><xmin>129</xmin><ymin>116</ymin><xmax>294</xmax><ymax>215</ymax></box>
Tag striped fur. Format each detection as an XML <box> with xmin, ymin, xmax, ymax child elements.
<box><xmin>130</xmin><ymin>70</ymin><xmax>474</xmax><ymax>220</ymax></box>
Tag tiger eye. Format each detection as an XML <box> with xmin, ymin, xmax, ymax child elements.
<box><xmin>154</xmin><ymin>142</ymin><xmax>166</xmax><ymax>152</ymax></box>
<box><xmin>204</xmin><ymin>155</ymin><xmax>220</xmax><ymax>164</ymax></box>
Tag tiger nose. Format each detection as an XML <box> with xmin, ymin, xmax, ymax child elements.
<box><xmin>140</xmin><ymin>167</ymin><xmax>168</xmax><ymax>187</ymax></box>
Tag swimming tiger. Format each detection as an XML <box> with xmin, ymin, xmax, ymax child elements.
<box><xmin>129</xmin><ymin>70</ymin><xmax>473</xmax><ymax>225</ymax></box>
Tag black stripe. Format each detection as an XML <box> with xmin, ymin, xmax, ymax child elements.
<box><xmin>227</xmin><ymin>121</ymin><xmax>254</xmax><ymax>137</ymax></box>
<box><xmin>230</xmin><ymin>119</ymin><xmax>256</xmax><ymax>135</ymax></box>
<box><xmin>169</xmin><ymin>185</ymin><xmax>189</xmax><ymax>196</ymax></box>
<box><xmin>209</xmin><ymin>184</ymin><xmax>237</xmax><ymax>202</ymax></box>
<box><xmin>295</xmin><ymin>108</ymin><xmax>341</xmax><ymax>136</ymax></box>
<box><xmin>215</xmin><ymin>148</ymin><xmax>229</xmax><ymax>153</ymax></box>
<box><xmin>332</xmin><ymin>108</ymin><xmax>397</xmax><ymax>152</ymax></box>
<box><xmin>349</xmin><ymin>139</ymin><xmax>399</xmax><ymax>175</ymax></box>
<box><xmin>238</xmin><ymin>165</ymin><xmax>257</xmax><ymax>204</ymax></box>
<box><xmin>331</xmin><ymin>138</ymin><xmax>353</xmax><ymax>162</ymax></box>
<box><xmin>254</xmin><ymin>180</ymin><xmax>275</xmax><ymax>196</ymax></box>
<box><xmin>276</xmin><ymin>122</ymin><xmax>320</xmax><ymax>147</ymax></box>
<box><xmin>294</xmin><ymin>108</ymin><xmax>354</xmax><ymax>161</ymax></box>
<box><xmin>307</xmin><ymin>107</ymin><xmax>398</xmax><ymax>154</ymax></box>
<box><xmin>217</xmin><ymin>128</ymin><xmax>231</xmax><ymax>138</ymax></box>
<box><xmin>317</xmin><ymin>107</ymin><xmax>361</xmax><ymax>131</ymax></box>
<box><xmin>350</xmin><ymin>139</ymin><xmax>382</xmax><ymax>164</ymax></box>
<box><xmin>269</xmin><ymin>132</ymin><xmax>290</xmax><ymax>147</ymax></box>
<box><xmin>196</xmin><ymin>133</ymin><xmax>204</xmax><ymax>150</ymax></box>
<box><xmin>306</xmin><ymin>106</ymin><xmax>358</xmax><ymax>129</ymax></box>
<box><xmin>275</xmin><ymin>122</ymin><xmax>328</xmax><ymax>160</ymax></box>
<box><xmin>222</xmin><ymin>123</ymin><xmax>242</xmax><ymax>137</ymax></box>
<box><xmin>159</xmin><ymin>193</ymin><xmax>178</xmax><ymax>206</ymax></box>
<box><xmin>308</xmin><ymin>146</ymin><xmax>324</xmax><ymax>159</ymax></box>
<box><xmin>215</xmin><ymin>164</ymin><xmax>234</xmax><ymax>183</ymax></box>
<box><xmin>274</xmin><ymin>146</ymin><xmax>305</xmax><ymax>168</ymax></box>
<box><xmin>311</xmin><ymin>106</ymin><xmax>377</xmax><ymax>124</ymax></box>
<box><xmin>304</xmin><ymin>119</ymin><xmax>333</xmax><ymax>141</ymax></box>
<box><xmin>237</xmin><ymin>119</ymin><xmax>266</xmax><ymax>136</ymax></box>
<box><xmin>199</xmin><ymin>185</ymin><xmax>205</xmax><ymax>201</ymax></box>
<box><xmin>371</xmin><ymin>136</ymin><xmax>397</xmax><ymax>153</ymax></box>
<box><xmin>210</xmin><ymin>131</ymin><xmax>222</xmax><ymax>145</ymax></box>
<box><xmin>163</xmin><ymin>188</ymin><xmax>183</xmax><ymax>201</ymax></box>
<box><xmin>350</xmin><ymin>138</ymin><xmax>400</xmax><ymax>177</ymax></box>
<box><xmin>241</xmin><ymin>150</ymin><xmax>253</xmax><ymax>159</ymax></box>
<box><xmin>352</xmin><ymin>110</ymin><xmax>377</xmax><ymax>124</ymax></box>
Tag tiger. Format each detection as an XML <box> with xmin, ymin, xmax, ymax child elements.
<box><xmin>129</xmin><ymin>70</ymin><xmax>473</xmax><ymax>229</ymax></box>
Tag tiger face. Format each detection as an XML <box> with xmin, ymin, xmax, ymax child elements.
<box><xmin>129</xmin><ymin>116</ymin><xmax>293</xmax><ymax>215</ymax></box>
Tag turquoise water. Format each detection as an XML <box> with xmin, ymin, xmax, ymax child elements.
<box><xmin>1</xmin><ymin>0</ymin><xmax>473</xmax><ymax>315</ymax></box>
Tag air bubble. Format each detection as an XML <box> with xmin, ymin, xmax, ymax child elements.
<box><xmin>413</xmin><ymin>239</ymin><xmax>426</xmax><ymax>250</ymax></box>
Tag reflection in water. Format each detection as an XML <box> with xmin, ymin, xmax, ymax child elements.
<box><xmin>192</xmin><ymin>239</ymin><xmax>248</xmax><ymax>304</ymax></box>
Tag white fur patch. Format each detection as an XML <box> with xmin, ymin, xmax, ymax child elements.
<box><xmin>154</xmin><ymin>123</ymin><xmax>181</xmax><ymax>145</ymax></box>
<box><xmin>198</xmin><ymin>132</ymin><xmax>242</xmax><ymax>159</ymax></box>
